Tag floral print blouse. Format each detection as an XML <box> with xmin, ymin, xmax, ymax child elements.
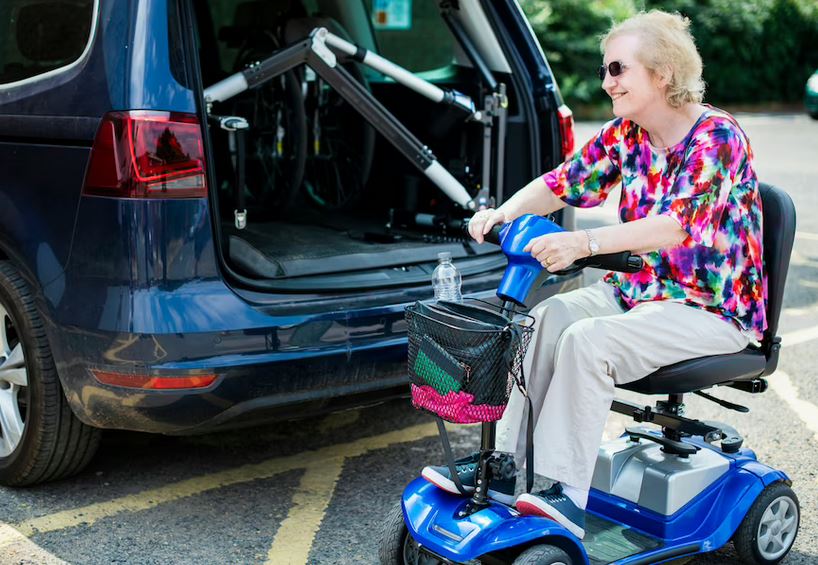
<box><xmin>543</xmin><ymin>107</ymin><xmax>767</xmax><ymax>341</ymax></box>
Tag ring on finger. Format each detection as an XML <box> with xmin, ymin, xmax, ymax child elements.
<box><xmin>545</xmin><ymin>257</ymin><xmax>554</xmax><ymax>266</ymax></box>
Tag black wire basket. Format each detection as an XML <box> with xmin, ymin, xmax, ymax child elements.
<box><xmin>405</xmin><ymin>299</ymin><xmax>534</xmax><ymax>424</ymax></box>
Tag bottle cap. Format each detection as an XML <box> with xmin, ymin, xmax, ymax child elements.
<box><xmin>437</xmin><ymin>252</ymin><xmax>452</xmax><ymax>262</ymax></box>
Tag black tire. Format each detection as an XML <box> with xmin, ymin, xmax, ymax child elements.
<box><xmin>379</xmin><ymin>502</ymin><xmax>446</xmax><ymax>564</ymax></box>
<box><xmin>0</xmin><ymin>262</ymin><xmax>101</xmax><ymax>486</ymax></box>
<box><xmin>301</xmin><ymin>60</ymin><xmax>375</xmax><ymax>211</ymax></box>
<box><xmin>227</xmin><ymin>41</ymin><xmax>308</xmax><ymax>220</ymax></box>
<box><xmin>513</xmin><ymin>544</ymin><xmax>573</xmax><ymax>565</ymax></box>
<box><xmin>379</xmin><ymin>502</ymin><xmax>409</xmax><ymax>564</ymax></box>
<box><xmin>733</xmin><ymin>482</ymin><xmax>799</xmax><ymax>564</ymax></box>
<box><xmin>809</xmin><ymin>111</ymin><xmax>818</xmax><ymax>120</ymax></box>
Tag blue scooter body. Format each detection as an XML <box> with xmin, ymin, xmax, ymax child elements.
<box><xmin>403</xmin><ymin>438</ymin><xmax>789</xmax><ymax>564</ymax></box>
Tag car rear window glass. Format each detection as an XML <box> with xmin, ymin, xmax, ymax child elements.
<box><xmin>0</xmin><ymin>0</ymin><xmax>94</xmax><ymax>86</ymax></box>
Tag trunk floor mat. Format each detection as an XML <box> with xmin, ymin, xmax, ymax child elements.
<box><xmin>225</xmin><ymin>221</ymin><xmax>493</xmax><ymax>279</ymax></box>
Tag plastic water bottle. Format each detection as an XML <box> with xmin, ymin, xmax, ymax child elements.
<box><xmin>432</xmin><ymin>252</ymin><xmax>462</xmax><ymax>302</ymax></box>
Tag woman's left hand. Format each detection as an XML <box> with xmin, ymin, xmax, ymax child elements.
<box><xmin>524</xmin><ymin>230</ymin><xmax>589</xmax><ymax>272</ymax></box>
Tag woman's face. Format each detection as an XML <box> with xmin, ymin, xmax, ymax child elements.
<box><xmin>601</xmin><ymin>34</ymin><xmax>668</xmax><ymax>123</ymax></box>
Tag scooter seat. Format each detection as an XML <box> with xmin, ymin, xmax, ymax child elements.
<box><xmin>619</xmin><ymin>183</ymin><xmax>796</xmax><ymax>397</ymax></box>
<box><xmin>618</xmin><ymin>347</ymin><xmax>767</xmax><ymax>394</ymax></box>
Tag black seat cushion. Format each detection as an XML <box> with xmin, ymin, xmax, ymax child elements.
<box><xmin>619</xmin><ymin>347</ymin><xmax>767</xmax><ymax>394</ymax></box>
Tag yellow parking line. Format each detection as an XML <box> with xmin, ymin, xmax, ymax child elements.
<box><xmin>0</xmin><ymin>523</ymin><xmax>68</xmax><ymax>564</ymax></box>
<box><xmin>265</xmin><ymin>456</ymin><xmax>346</xmax><ymax>565</ymax></box>
<box><xmin>13</xmin><ymin>421</ymin><xmax>437</xmax><ymax>537</ymax></box>
<box><xmin>317</xmin><ymin>409</ymin><xmax>361</xmax><ymax>434</ymax></box>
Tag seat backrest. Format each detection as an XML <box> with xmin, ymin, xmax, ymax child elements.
<box><xmin>759</xmin><ymin>182</ymin><xmax>797</xmax><ymax>349</ymax></box>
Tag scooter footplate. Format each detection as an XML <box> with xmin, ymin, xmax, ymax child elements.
<box><xmin>584</xmin><ymin>513</ymin><xmax>662</xmax><ymax>565</ymax></box>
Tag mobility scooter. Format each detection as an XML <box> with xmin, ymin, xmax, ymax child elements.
<box><xmin>380</xmin><ymin>182</ymin><xmax>798</xmax><ymax>565</ymax></box>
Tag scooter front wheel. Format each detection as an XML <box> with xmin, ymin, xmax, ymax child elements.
<box><xmin>733</xmin><ymin>481</ymin><xmax>799</xmax><ymax>564</ymax></box>
<box><xmin>378</xmin><ymin>502</ymin><xmax>407</xmax><ymax>564</ymax></box>
<box><xmin>379</xmin><ymin>501</ymin><xmax>447</xmax><ymax>564</ymax></box>
<box><xmin>513</xmin><ymin>544</ymin><xmax>572</xmax><ymax>565</ymax></box>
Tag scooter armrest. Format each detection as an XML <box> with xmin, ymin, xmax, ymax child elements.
<box><xmin>575</xmin><ymin>252</ymin><xmax>643</xmax><ymax>273</ymax></box>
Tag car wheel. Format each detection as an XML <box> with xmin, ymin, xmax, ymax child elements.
<box><xmin>0</xmin><ymin>262</ymin><xmax>101</xmax><ymax>486</ymax></box>
<box><xmin>513</xmin><ymin>544</ymin><xmax>573</xmax><ymax>565</ymax></box>
<box><xmin>733</xmin><ymin>482</ymin><xmax>799</xmax><ymax>564</ymax></box>
<box><xmin>809</xmin><ymin>111</ymin><xmax>818</xmax><ymax>120</ymax></box>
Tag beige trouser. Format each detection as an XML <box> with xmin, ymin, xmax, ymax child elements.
<box><xmin>495</xmin><ymin>281</ymin><xmax>750</xmax><ymax>492</ymax></box>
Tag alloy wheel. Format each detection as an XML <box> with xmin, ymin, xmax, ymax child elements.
<box><xmin>0</xmin><ymin>303</ymin><xmax>27</xmax><ymax>457</ymax></box>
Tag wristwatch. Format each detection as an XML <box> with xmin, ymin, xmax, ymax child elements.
<box><xmin>584</xmin><ymin>229</ymin><xmax>600</xmax><ymax>256</ymax></box>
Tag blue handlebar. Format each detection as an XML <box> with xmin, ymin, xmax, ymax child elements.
<box><xmin>481</xmin><ymin>214</ymin><xmax>643</xmax><ymax>306</ymax></box>
<box><xmin>494</xmin><ymin>215</ymin><xmax>566</xmax><ymax>305</ymax></box>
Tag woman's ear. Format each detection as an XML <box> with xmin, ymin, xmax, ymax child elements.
<box><xmin>654</xmin><ymin>65</ymin><xmax>673</xmax><ymax>89</ymax></box>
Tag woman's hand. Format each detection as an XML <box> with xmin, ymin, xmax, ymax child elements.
<box><xmin>524</xmin><ymin>230</ymin><xmax>588</xmax><ymax>272</ymax></box>
<box><xmin>468</xmin><ymin>208</ymin><xmax>507</xmax><ymax>244</ymax></box>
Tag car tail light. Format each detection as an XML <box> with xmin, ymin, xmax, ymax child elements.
<box><xmin>92</xmin><ymin>370</ymin><xmax>217</xmax><ymax>390</ymax></box>
<box><xmin>83</xmin><ymin>111</ymin><xmax>207</xmax><ymax>198</ymax></box>
<box><xmin>557</xmin><ymin>104</ymin><xmax>575</xmax><ymax>160</ymax></box>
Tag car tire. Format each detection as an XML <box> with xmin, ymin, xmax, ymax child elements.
<box><xmin>732</xmin><ymin>481</ymin><xmax>799</xmax><ymax>564</ymax></box>
<box><xmin>513</xmin><ymin>544</ymin><xmax>573</xmax><ymax>564</ymax></box>
<box><xmin>0</xmin><ymin>261</ymin><xmax>101</xmax><ymax>486</ymax></box>
<box><xmin>809</xmin><ymin>111</ymin><xmax>818</xmax><ymax>120</ymax></box>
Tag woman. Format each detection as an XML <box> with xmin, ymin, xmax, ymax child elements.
<box><xmin>420</xmin><ymin>10</ymin><xmax>765</xmax><ymax>539</ymax></box>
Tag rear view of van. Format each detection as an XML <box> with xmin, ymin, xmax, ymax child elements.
<box><xmin>0</xmin><ymin>0</ymin><xmax>577</xmax><ymax>485</ymax></box>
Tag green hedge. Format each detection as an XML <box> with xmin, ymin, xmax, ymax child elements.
<box><xmin>521</xmin><ymin>0</ymin><xmax>818</xmax><ymax>109</ymax></box>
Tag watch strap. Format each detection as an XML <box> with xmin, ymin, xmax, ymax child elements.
<box><xmin>584</xmin><ymin>229</ymin><xmax>599</xmax><ymax>256</ymax></box>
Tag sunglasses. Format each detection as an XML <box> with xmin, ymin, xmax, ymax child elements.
<box><xmin>598</xmin><ymin>61</ymin><xmax>628</xmax><ymax>81</ymax></box>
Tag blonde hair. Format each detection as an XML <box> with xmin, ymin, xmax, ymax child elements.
<box><xmin>601</xmin><ymin>10</ymin><xmax>705</xmax><ymax>108</ymax></box>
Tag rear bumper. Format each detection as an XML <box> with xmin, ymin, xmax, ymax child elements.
<box><xmin>47</xmin><ymin>273</ymin><xmax>581</xmax><ymax>434</ymax></box>
<box><xmin>58</xmin><ymin>338</ymin><xmax>410</xmax><ymax>434</ymax></box>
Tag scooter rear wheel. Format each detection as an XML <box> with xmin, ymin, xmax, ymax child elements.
<box><xmin>513</xmin><ymin>544</ymin><xmax>572</xmax><ymax>565</ymax></box>
<box><xmin>733</xmin><ymin>481</ymin><xmax>799</xmax><ymax>564</ymax></box>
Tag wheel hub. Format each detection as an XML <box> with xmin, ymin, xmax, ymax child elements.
<box><xmin>757</xmin><ymin>495</ymin><xmax>798</xmax><ymax>560</ymax></box>
<box><xmin>0</xmin><ymin>303</ymin><xmax>27</xmax><ymax>458</ymax></box>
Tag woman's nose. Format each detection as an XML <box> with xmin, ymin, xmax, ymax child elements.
<box><xmin>601</xmin><ymin>70</ymin><xmax>616</xmax><ymax>92</ymax></box>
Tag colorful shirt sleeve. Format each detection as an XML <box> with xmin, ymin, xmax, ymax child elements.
<box><xmin>543</xmin><ymin>119</ymin><xmax>623</xmax><ymax>208</ymax></box>
<box><xmin>658</xmin><ymin>121</ymin><xmax>747</xmax><ymax>247</ymax></box>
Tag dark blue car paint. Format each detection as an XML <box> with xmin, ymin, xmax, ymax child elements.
<box><xmin>0</xmin><ymin>0</ymin><xmax>572</xmax><ymax>434</ymax></box>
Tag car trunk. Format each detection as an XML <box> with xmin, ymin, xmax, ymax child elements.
<box><xmin>190</xmin><ymin>0</ymin><xmax>554</xmax><ymax>291</ymax></box>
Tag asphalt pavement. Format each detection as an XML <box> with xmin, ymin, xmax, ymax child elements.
<box><xmin>1</xmin><ymin>113</ymin><xmax>816</xmax><ymax>564</ymax></box>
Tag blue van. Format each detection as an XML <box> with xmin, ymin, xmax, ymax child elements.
<box><xmin>0</xmin><ymin>0</ymin><xmax>577</xmax><ymax>485</ymax></box>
